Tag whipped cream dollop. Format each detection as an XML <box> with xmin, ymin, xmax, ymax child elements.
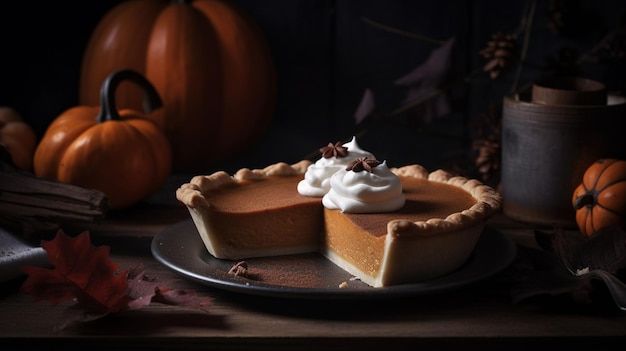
<box><xmin>297</xmin><ymin>137</ymin><xmax>375</xmax><ymax>197</ymax></box>
<box><xmin>322</xmin><ymin>159</ymin><xmax>405</xmax><ymax>213</ymax></box>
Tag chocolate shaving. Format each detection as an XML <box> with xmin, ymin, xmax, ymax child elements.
<box><xmin>346</xmin><ymin>157</ymin><xmax>380</xmax><ymax>172</ymax></box>
<box><xmin>320</xmin><ymin>142</ymin><xmax>348</xmax><ymax>158</ymax></box>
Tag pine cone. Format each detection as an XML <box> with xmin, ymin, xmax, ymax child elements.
<box><xmin>472</xmin><ymin>138</ymin><xmax>501</xmax><ymax>182</ymax></box>
<box><xmin>479</xmin><ymin>32</ymin><xmax>518</xmax><ymax>79</ymax></box>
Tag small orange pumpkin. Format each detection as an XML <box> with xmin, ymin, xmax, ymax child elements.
<box><xmin>0</xmin><ymin>107</ymin><xmax>37</xmax><ymax>171</ymax></box>
<box><xmin>34</xmin><ymin>69</ymin><xmax>172</xmax><ymax>210</ymax></box>
<box><xmin>80</xmin><ymin>0</ymin><xmax>276</xmax><ymax>172</ymax></box>
<box><xmin>572</xmin><ymin>158</ymin><xmax>626</xmax><ymax>236</ymax></box>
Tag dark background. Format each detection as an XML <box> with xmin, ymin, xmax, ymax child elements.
<box><xmin>1</xmin><ymin>0</ymin><xmax>625</xmax><ymax>177</ymax></box>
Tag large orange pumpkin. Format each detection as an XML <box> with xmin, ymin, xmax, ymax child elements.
<box><xmin>0</xmin><ymin>107</ymin><xmax>37</xmax><ymax>171</ymax></box>
<box><xmin>572</xmin><ymin>159</ymin><xmax>626</xmax><ymax>236</ymax></box>
<box><xmin>80</xmin><ymin>0</ymin><xmax>277</xmax><ymax>172</ymax></box>
<box><xmin>35</xmin><ymin>69</ymin><xmax>172</xmax><ymax>210</ymax></box>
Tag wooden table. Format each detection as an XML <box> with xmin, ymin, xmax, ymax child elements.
<box><xmin>2</xmin><ymin>204</ymin><xmax>625</xmax><ymax>350</ymax></box>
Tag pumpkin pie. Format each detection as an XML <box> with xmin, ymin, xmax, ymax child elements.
<box><xmin>176</xmin><ymin>140</ymin><xmax>501</xmax><ymax>287</ymax></box>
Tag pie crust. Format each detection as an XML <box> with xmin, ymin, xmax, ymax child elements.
<box><xmin>176</xmin><ymin>160</ymin><xmax>502</xmax><ymax>287</ymax></box>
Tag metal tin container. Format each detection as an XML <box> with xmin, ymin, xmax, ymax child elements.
<box><xmin>501</xmin><ymin>77</ymin><xmax>626</xmax><ymax>227</ymax></box>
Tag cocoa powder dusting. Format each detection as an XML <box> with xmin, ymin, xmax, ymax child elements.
<box><xmin>213</xmin><ymin>254</ymin><xmax>371</xmax><ymax>289</ymax></box>
<box><xmin>248</xmin><ymin>255</ymin><xmax>325</xmax><ymax>288</ymax></box>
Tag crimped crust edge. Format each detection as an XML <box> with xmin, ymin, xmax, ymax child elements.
<box><xmin>389</xmin><ymin>165</ymin><xmax>502</xmax><ymax>238</ymax></box>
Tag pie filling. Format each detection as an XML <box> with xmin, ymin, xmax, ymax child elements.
<box><xmin>177</xmin><ymin>161</ymin><xmax>500</xmax><ymax>287</ymax></box>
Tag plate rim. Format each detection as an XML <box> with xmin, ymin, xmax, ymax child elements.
<box><xmin>151</xmin><ymin>219</ymin><xmax>517</xmax><ymax>300</ymax></box>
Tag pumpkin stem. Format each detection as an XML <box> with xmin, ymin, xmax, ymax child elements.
<box><xmin>574</xmin><ymin>192</ymin><xmax>596</xmax><ymax>209</ymax></box>
<box><xmin>97</xmin><ymin>69</ymin><xmax>163</xmax><ymax>123</ymax></box>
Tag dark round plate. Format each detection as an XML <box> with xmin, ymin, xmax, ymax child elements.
<box><xmin>151</xmin><ymin>219</ymin><xmax>516</xmax><ymax>300</ymax></box>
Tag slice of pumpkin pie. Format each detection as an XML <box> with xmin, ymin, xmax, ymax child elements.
<box><xmin>176</xmin><ymin>139</ymin><xmax>501</xmax><ymax>287</ymax></box>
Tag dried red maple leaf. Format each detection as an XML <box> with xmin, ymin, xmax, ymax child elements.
<box><xmin>20</xmin><ymin>230</ymin><xmax>212</xmax><ymax>328</ymax></box>
<box><xmin>125</xmin><ymin>263</ymin><xmax>212</xmax><ymax>311</ymax></box>
<box><xmin>20</xmin><ymin>230</ymin><xmax>130</xmax><ymax>314</ymax></box>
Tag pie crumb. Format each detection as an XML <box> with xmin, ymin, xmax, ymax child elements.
<box><xmin>228</xmin><ymin>261</ymin><xmax>249</xmax><ymax>277</ymax></box>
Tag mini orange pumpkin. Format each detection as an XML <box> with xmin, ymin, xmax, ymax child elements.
<box><xmin>80</xmin><ymin>0</ymin><xmax>276</xmax><ymax>172</ymax></box>
<box><xmin>34</xmin><ymin>69</ymin><xmax>172</xmax><ymax>210</ymax></box>
<box><xmin>572</xmin><ymin>158</ymin><xmax>626</xmax><ymax>236</ymax></box>
<box><xmin>0</xmin><ymin>106</ymin><xmax>37</xmax><ymax>171</ymax></box>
